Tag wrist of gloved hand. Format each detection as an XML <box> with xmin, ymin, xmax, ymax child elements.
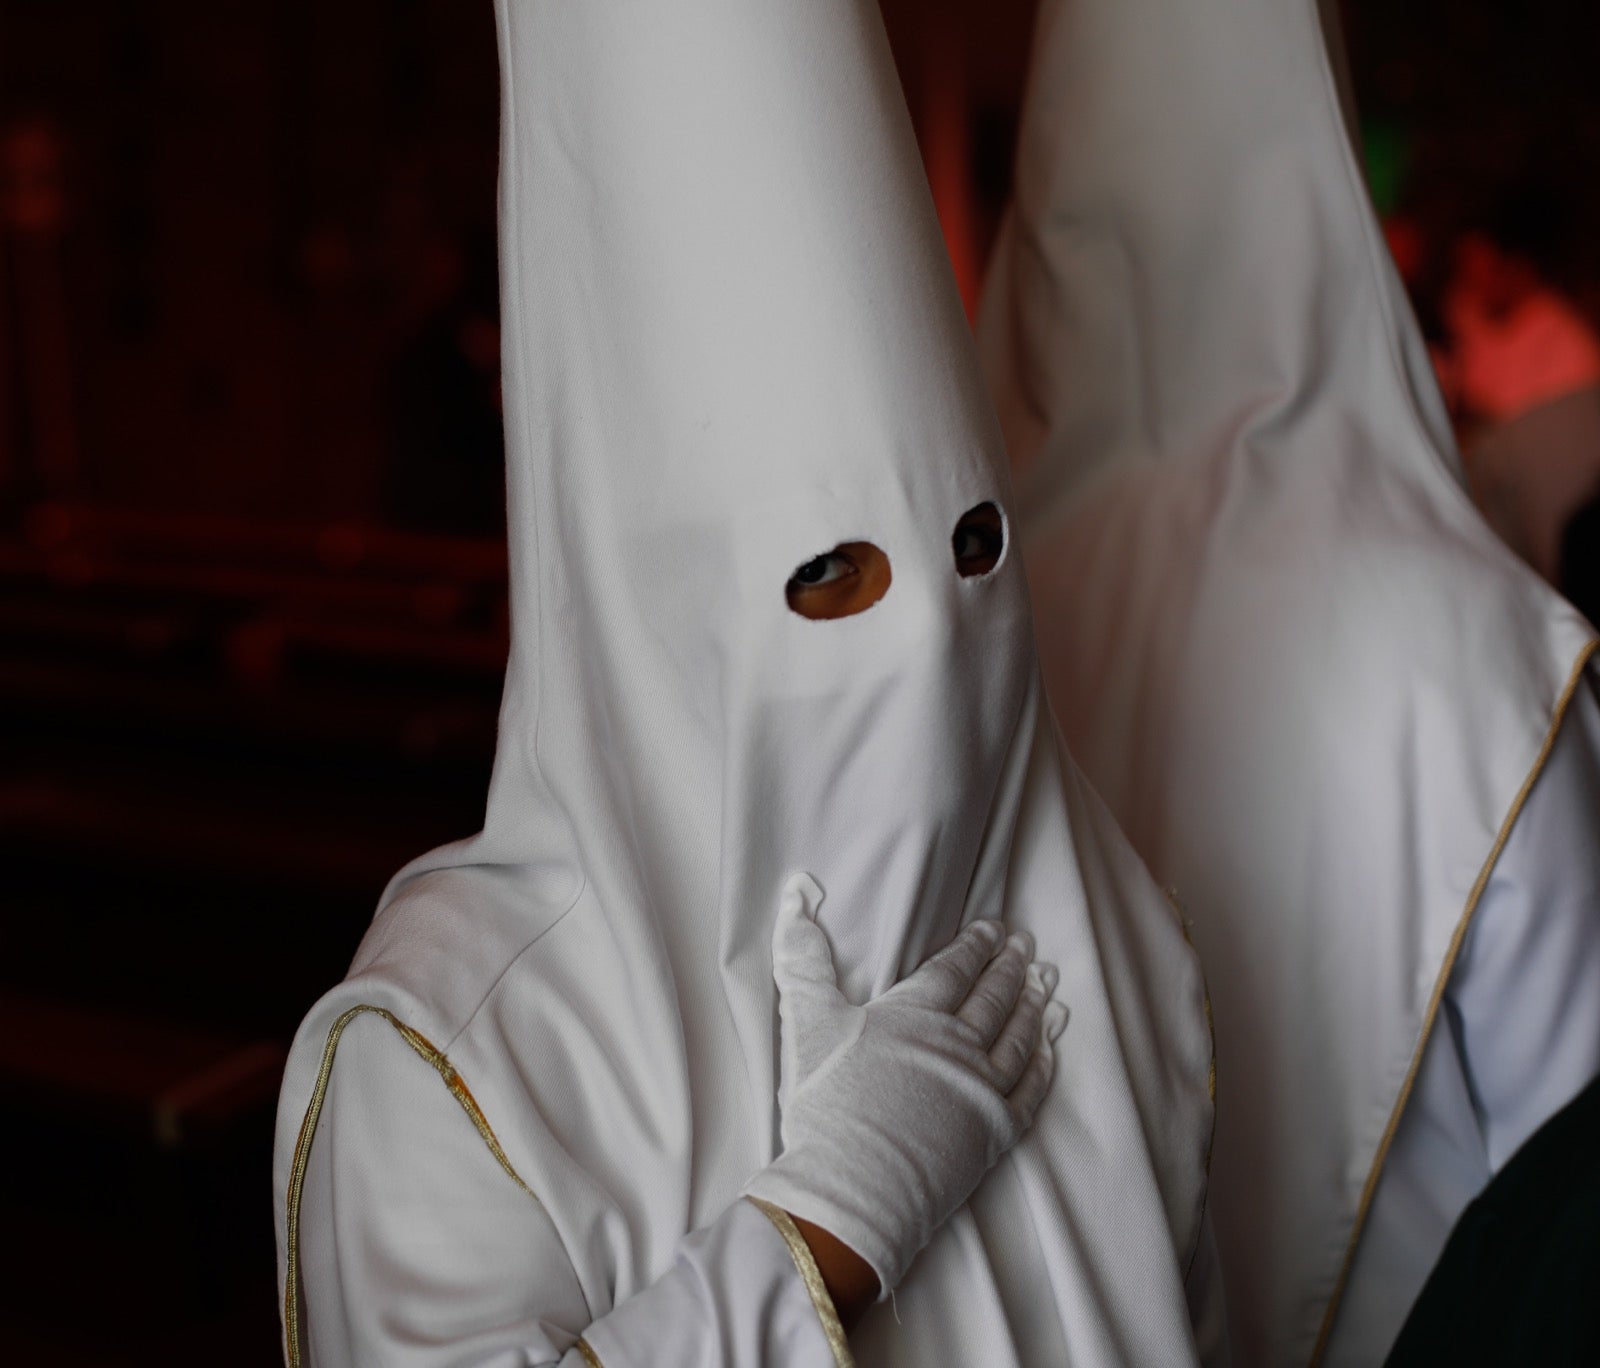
<box><xmin>743</xmin><ymin>874</ymin><xmax>1066</xmax><ymax>1297</ymax></box>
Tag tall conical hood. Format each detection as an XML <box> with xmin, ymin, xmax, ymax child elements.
<box><xmin>980</xmin><ymin>1</ymin><xmax>1597</xmax><ymax>1363</ymax></box>
<box><xmin>482</xmin><ymin>0</ymin><xmax>1028</xmax><ymax>1016</ymax></box>
<box><xmin>275</xmin><ymin>3</ymin><xmax>1219</xmax><ymax>1364</ymax></box>
<box><xmin>982</xmin><ymin>0</ymin><xmax>1461</xmax><ymax>508</ymax></box>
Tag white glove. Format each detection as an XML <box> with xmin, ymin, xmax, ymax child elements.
<box><xmin>744</xmin><ymin>873</ymin><xmax>1067</xmax><ymax>1295</ymax></box>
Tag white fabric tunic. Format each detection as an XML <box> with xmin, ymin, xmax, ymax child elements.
<box><xmin>274</xmin><ymin>2</ymin><xmax>1220</xmax><ymax>1366</ymax></box>
<box><xmin>977</xmin><ymin>0</ymin><xmax>1600</xmax><ymax>1363</ymax></box>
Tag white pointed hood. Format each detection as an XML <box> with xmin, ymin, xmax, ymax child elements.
<box><xmin>275</xmin><ymin>2</ymin><xmax>1217</xmax><ymax>1363</ymax></box>
<box><xmin>980</xmin><ymin>0</ymin><xmax>1598</xmax><ymax>1362</ymax></box>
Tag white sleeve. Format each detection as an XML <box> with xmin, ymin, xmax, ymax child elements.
<box><xmin>294</xmin><ymin>1010</ymin><xmax>847</xmax><ymax>1368</ymax></box>
<box><xmin>1452</xmin><ymin>671</ymin><xmax>1600</xmax><ymax>1170</ymax></box>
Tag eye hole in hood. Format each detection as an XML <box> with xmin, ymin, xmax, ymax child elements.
<box><xmin>785</xmin><ymin>541</ymin><xmax>892</xmax><ymax>620</ymax></box>
<box><xmin>953</xmin><ymin>502</ymin><xmax>1005</xmax><ymax>579</ymax></box>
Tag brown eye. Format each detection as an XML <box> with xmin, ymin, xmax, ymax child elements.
<box><xmin>785</xmin><ymin>541</ymin><xmax>892</xmax><ymax>620</ymax></box>
<box><xmin>952</xmin><ymin>502</ymin><xmax>1005</xmax><ymax>578</ymax></box>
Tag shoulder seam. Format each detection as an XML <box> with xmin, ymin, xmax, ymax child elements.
<box><xmin>441</xmin><ymin>873</ymin><xmax>587</xmax><ymax>1055</ymax></box>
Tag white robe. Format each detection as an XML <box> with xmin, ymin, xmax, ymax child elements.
<box><xmin>1327</xmin><ymin>677</ymin><xmax>1600</xmax><ymax>1364</ymax></box>
<box><xmin>977</xmin><ymin>0</ymin><xmax>1600</xmax><ymax>1361</ymax></box>
<box><xmin>274</xmin><ymin>2</ymin><xmax>1221</xmax><ymax>1365</ymax></box>
<box><xmin>278</xmin><ymin>729</ymin><xmax>1223</xmax><ymax>1368</ymax></box>
<box><xmin>294</xmin><ymin>1001</ymin><xmax>840</xmax><ymax>1367</ymax></box>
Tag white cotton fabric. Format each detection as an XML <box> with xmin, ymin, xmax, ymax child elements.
<box><xmin>273</xmin><ymin>2</ymin><xmax>1218</xmax><ymax>1366</ymax></box>
<box><xmin>978</xmin><ymin>0</ymin><xmax>1600</xmax><ymax>1363</ymax></box>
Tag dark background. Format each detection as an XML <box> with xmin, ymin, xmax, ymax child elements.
<box><xmin>2</xmin><ymin>2</ymin><xmax>1597</xmax><ymax>1361</ymax></box>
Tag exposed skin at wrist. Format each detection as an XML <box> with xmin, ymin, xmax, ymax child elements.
<box><xmin>789</xmin><ymin>1214</ymin><xmax>880</xmax><ymax>1329</ymax></box>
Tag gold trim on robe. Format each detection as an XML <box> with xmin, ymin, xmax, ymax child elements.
<box><xmin>1310</xmin><ymin>639</ymin><xmax>1600</xmax><ymax>1363</ymax></box>
<box><xmin>747</xmin><ymin>1197</ymin><xmax>857</xmax><ymax>1368</ymax></box>
<box><xmin>282</xmin><ymin>1004</ymin><xmax>539</xmax><ymax>1367</ymax></box>
<box><xmin>284</xmin><ymin>1005</ymin><xmax>864</xmax><ymax>1367</ymax></box>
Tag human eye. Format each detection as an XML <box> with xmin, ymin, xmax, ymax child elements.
<box><xmin>951</xmin><ymin>502</ymin><xmax>1005</xmax><ymax>578</ymax></box>
<box><xmin>789</xmin><ymin>552</ymin><xmax>857</xmax><ymax>589</ymax></box>
<box><xmin>784</xmin><ymin>541</ymin><xmax>891</xmax><ymax>620</ymax></box>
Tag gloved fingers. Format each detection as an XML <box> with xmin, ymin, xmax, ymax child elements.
<box><xmin>771</xmin><ymin>873</ymin><xmax>846</xmax><ymax>1007</ymax></box>
<box><xmin>954</xmin><ymin>931</ymin><xmax>1034</xmax><ymax>1047</ymax></box>
<box><xmin>894</xmin><ymin>918</ymin><xmax>1006</xmax><ymax>1013</ymax></box>
<box><xmin>985</xmin><ymin>965</ymin><xmax>1049</xmax><ymax>1089</ymax></box>
<box><xmin>1004</xmin><ymin>1015</ymin><xmax>1060</xmax><ymax>1133</ymax></box>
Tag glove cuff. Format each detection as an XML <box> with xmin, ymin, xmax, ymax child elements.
<box><xmin>743</xmin><ymin>1151</ymin><xmax>919</xmax><ymax>1299</ymax></box>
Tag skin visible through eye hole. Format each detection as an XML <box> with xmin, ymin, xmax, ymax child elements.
<box><xmin>952</xmin><ymin>502</ymin><xmax>1005</xmax><ymax>578</ymax></box>
<box><xmin>785</xmin><ymin>541</ymin><xmax>892</xmax><ymax>620</ymax></box>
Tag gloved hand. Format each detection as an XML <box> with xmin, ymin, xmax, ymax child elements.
<box><xmin>744</xmin><ymin>872</ymin><xmax>1067</xmax><ymax>1296</ymax></box>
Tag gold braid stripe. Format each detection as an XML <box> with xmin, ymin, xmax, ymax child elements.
<box><xmin>746</xmin><ymin>1198</ymin><xmax>856</xmax><ymax>1368</ymax></box>
<box><xmin>1309</xmin><ymin>638</ymin><xmax>1598</xmax><ymax>1364</ymax></box>
<box><xmin>282</xmin><ymin>1004</ymin><xmax>539</xmax><ymax>1367</ymax></box>
<box><xmin>574</xmin><ymin>1337</ymin><xmax>605</xmax><ymax>1367</ymax></box>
